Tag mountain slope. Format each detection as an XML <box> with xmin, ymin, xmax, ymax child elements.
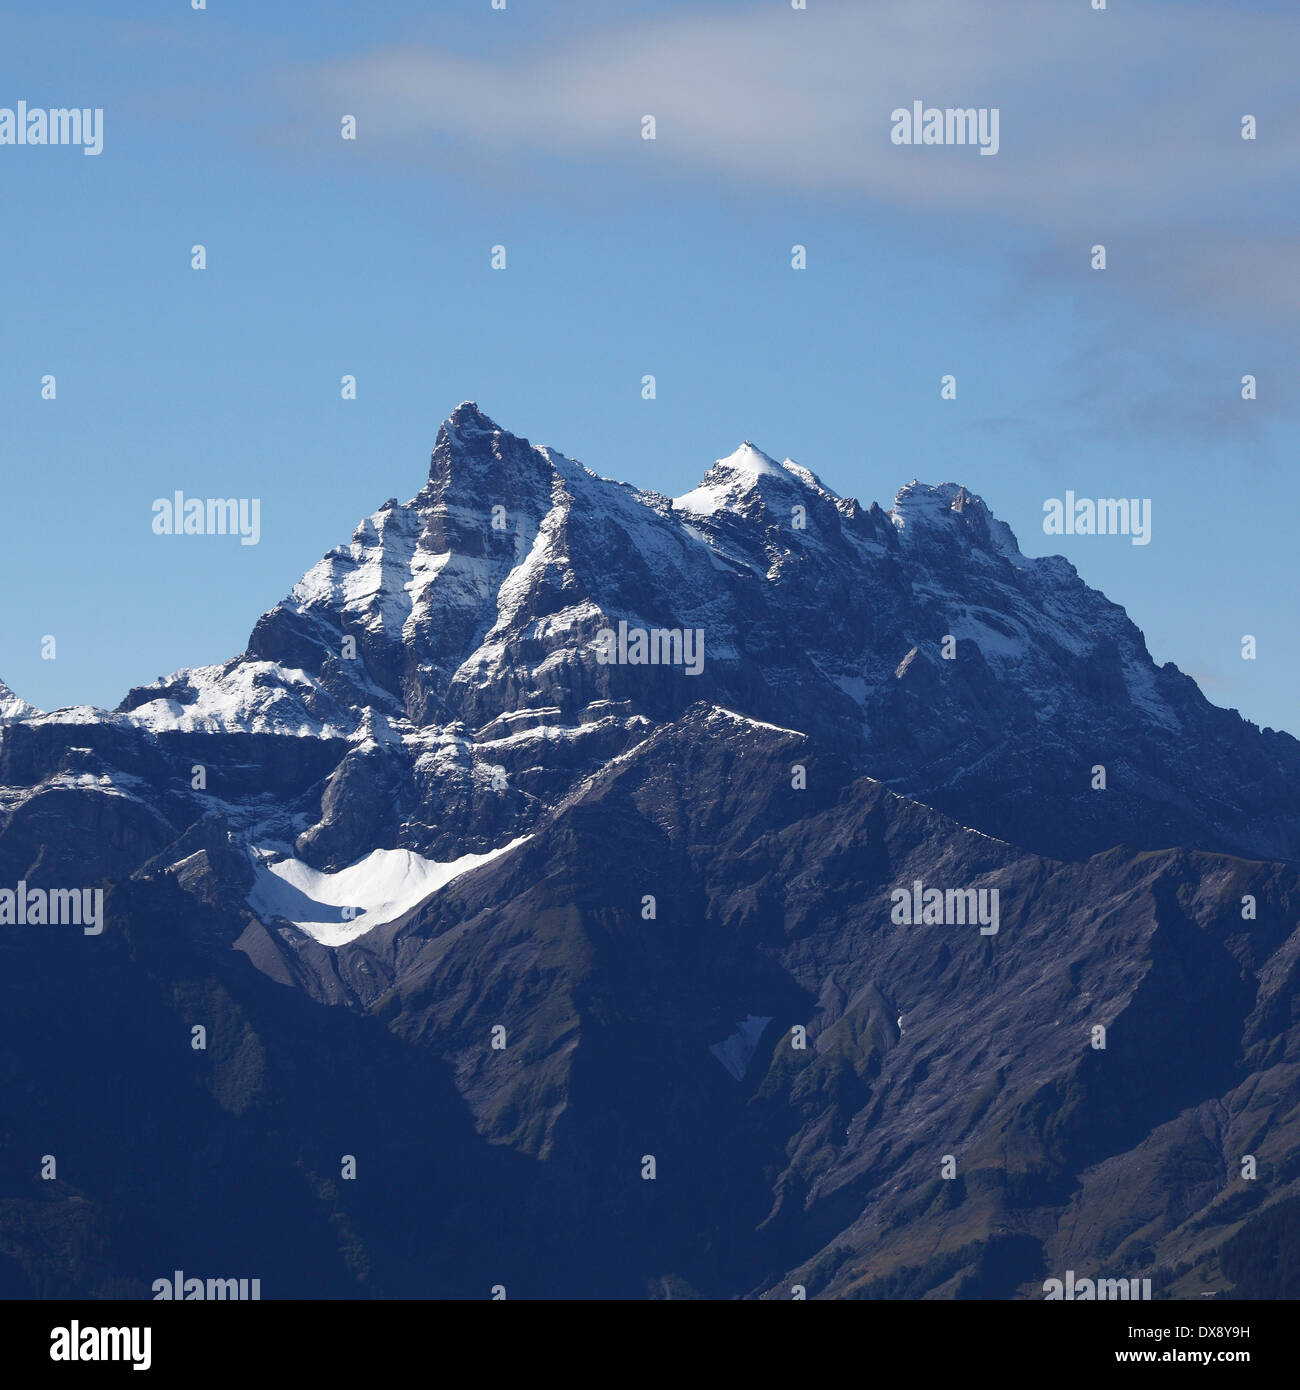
<box><xmin>1</xmin><ymin>405</ymin><xmax>1297</xmax><ymax>1299</ymax></box>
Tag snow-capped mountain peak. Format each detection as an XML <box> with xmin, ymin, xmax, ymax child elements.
<box><xmin>673</xmin><ymin>439</ymin><xmax>828</xmax><ymax>516</ymax></box>
<box><xmin>9</xmin><ymin>404</ymin><xmax>1298</xmax><ymax>878</ymax></box>
<box><xmin>889</xmin><ymin>479</ymin><xmax>1023</xmax><ymax>559</ymax></box>
<box><xmin>0</xmin><ymin>677</ymin><xmax>40</xmax><ymax>724</ymax></box>
<box><xmin>718</xmin><ymin>441</ymin><xmax>785</xmax><ymax>476</ymax></box>
<box><xmin>441</xmin><ymin>399</ymin><xmax>502</xmax><ymax>441</ymax></box>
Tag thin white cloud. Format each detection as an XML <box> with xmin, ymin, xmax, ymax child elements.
<box><xmin>280</xmin><ymin>0</ymin><xmax>1300</xmax><ymax>233</ymax></box>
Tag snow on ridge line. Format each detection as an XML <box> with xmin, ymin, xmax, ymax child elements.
<box><xmin>247</xmin><ymin>837</ymin><xmax>532</xmax><ymax>948</ymax></box>
<box><xmin>0</xmin><ymin>677</ymin><xmax>41</xmax><ymax>722</ymax></box>
<box><xmin>716</xmin><ymin>442</ymin><xmax>785</xmax><ymax>477</ymax></box>
<box><xmin>672</xmin><ymin>442</ymin><xmax>788</xmax><ymax>515</ymax></box>
<box><xmin>710</xmin><ymin>707</ymin><xmax>806</xmax><ymax>738</ymax></box>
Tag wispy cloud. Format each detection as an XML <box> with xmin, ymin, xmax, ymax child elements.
<box><xmin>972</xmin><ymin>341</ymin><xmax>1298</xmax><ymax>472</ymax></box>
<box><xmin>262</xmin><ymin>0</ymin><xmax>1300</xmax><ymax>330</ymax></box>
<box><xmin>275</xmin><ymin>1</ymin><xmax>1298</xmax><ymax>223</ymax></box>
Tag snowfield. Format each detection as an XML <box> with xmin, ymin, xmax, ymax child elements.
<box><xmin>247</xmin><ymin>838</ymin><xmax>531</xmax><ymax>947</ymax></box>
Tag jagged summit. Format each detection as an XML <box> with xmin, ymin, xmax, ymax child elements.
<box><xmin>891</xmin><ymin>479</ymin><xmax>986</xmax><ymax>520</ymax></box>
<box><xmin>445</xmin><ymin>400</ymin><xmax>501</xmax><ymax>435</ymax></box>
<box><xmin>424</xmin><ymin>410</ymin><xmax>995</xmax><ymax>543</ymax></box>
<box><xmin>674</xmin><ymin>438</ymin><xmax>838</xmax><ymax>516</ymax></box>
<box><xmin>424</xmin><ymin>401</ymin><xmax>542</xmax><ymax>496</ymax></box>
<box><xmin>888</xmin><ymin>479</ymin><xmax>1023</xmax><ymax>558</ymax></box>
<box><xmin>429</xmin><ymin>400</ymin><xmax>508</xmax><ymax>465</ymax></box>
<box><xmin>10</xmin><ymin>404</ymin><xmax>1300</xmax><ymax>871</ymax></box>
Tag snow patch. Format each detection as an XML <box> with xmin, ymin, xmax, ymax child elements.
<box><xmin>247</xmin><ymin>837</ymin><xmax>531</xmax><ymax>947</ymax></box>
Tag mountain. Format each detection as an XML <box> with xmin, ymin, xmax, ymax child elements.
<box><xmin>1</xmin><ymin>404</ymin><xmax>1298</xmax><ymax>1300</ymax></box>
<box><xmin>0</xmin><ymin>679</ymin><xmax>39</xmax><ymax>725</ymax></box>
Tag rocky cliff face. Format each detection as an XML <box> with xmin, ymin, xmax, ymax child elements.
<box><xmin>1</xmin><ymin>405</ymin><xmax>1296</xmax><ymax>1299</ymax></box>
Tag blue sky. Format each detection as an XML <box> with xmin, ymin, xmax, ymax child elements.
<box><xmin>3</xmin><ymin>0</ymin><xmax>1298</xmax><ymax>735</ymax></box>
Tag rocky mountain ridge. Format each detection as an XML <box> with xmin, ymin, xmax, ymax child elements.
<box><xmin>1</xmin><ymin>405</ymin><xmax>1297</xmax><ymax>1300</ymax></box>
